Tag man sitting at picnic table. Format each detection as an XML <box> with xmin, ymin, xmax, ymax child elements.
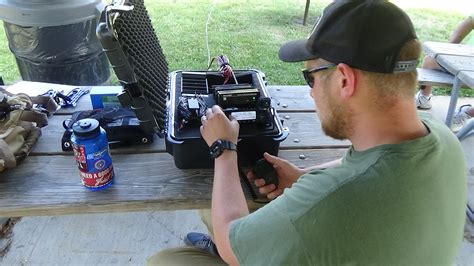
<box><xmin>148</xmin><ymin>0</ymin><xmax>467</xmax><ymax>264</ymax></box>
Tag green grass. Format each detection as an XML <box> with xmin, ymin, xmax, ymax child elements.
<box><xmin>0</xmin><ymin>0</ymin><xmax>472</xmax><ymax>96</ymax></box>
<box><xmin>145</xmin><ymin>0</ymin><xmax>330</xmax><ymax>86</ymax></box>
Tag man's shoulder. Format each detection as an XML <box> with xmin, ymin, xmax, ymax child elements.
<box><xmin>417</xmin><ymin>111</ymin><xmax>437</xmax><ymax>124</ymax></box>
<box><xmin>419</xmin><ymin>112</ymin><xmax>461</xmax><ymax>145</ymax></box>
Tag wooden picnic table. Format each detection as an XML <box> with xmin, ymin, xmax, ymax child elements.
<box><xmin>0</xmin><ymin>85</ymin><xmax>349</xmax><ymax>217</ymax></box>
<box><xmin>422</xmin><ymin>42</ymin><xmax>474</xmax><ymax>130</ymax></box>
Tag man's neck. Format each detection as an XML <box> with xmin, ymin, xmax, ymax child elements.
<box><xmin>349</xmin><ymin>101</ymin><xmax>429</xmax><ymax>151</ymax></box>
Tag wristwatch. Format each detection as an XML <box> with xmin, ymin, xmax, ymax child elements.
<box><xmin>209</xmin><ymin>139</ymin><xmax>237</xmax><ymax>159</ymax></box>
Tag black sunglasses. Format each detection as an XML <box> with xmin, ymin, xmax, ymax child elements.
<box><xmin>301</xmin><ymin>63</ymin><xmax>337</xmax><ymax>88</ymax></box>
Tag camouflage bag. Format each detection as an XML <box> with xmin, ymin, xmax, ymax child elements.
<box><xmin>0</xmin><ymin>88</ymin><xmax>57</xmax><ymax>172</ymax></box>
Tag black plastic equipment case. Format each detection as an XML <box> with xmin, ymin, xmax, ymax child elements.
<box><xmin>96</xmin><ymin>0</ymin><xmax>288</xmax><ymax>168</ymax></box>
<box><xmin>166</xmin><ymin>70</ymin><xmax>288</xmax><ymax>168</ymax></box>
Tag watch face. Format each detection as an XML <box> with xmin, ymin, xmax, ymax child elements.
<box><xmin>210</xmin><ymin>140</ymin><xmax>223</xmax><ymax>158</ymax></box>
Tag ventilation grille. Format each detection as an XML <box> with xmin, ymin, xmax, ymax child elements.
<box><xmin>181</xmin><ymin>72</ymin><xmax>208</xmax><ymax>94</ymax></box>
<box><xmin>113</xmin><ymin>0</ymin><xmax>168</xmax><ymax>131</ymax></box>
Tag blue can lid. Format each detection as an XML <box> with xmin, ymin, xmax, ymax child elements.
<box><xmin>72</xmin><ymin>118</ymin><xmax>100</xmax><ymax>138</ymax></box>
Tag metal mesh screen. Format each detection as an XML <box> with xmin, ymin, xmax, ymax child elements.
<box><xmin>112</xmin><ymin>0</ymin><xmax>168</xmax><ymax>131</ymax></box>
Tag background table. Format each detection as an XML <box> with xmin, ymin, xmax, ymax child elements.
<box><xmin>422</xmin><ymin>42</ymin><xmax>474</xmax><ymax>133</ymax></box>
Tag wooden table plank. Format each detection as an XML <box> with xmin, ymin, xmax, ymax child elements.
<box><xmin>268</xmin><ymin>85</ymin><xmax>315</xmax><ymax>112</ymax></box>
<box><xmin>55</xmin><ymin>85</ymin><xmax>315</xmax><ymax>115</ymax></box>
<box><xmin>416</xmin><ymin>68</ymin><xmax>454</xmax><ymax>87</ymax></box>
<box><xmin>0</xmin><ymin>149</ymin><xmax>347</xmax><ymax>217</ymax></box>
<box><xmin>423</xmin><ymin>41</ymin><xmax>474</xmax><ymax>57</ymax></box>
<box><xmin>279</xmin><ymin>112</ymin><xmax>350</xmax><ymax>148</ymax></box>
<box><xmin>32</xmin><ymin>112</ymin><xmax>349</xmax><ymax>155</ymax></box>
<box><xmin>56</xmin><ymin>105</ymin><xmax>91</xmax><ymax>115</ymax></box>
<box><xmin>436</xmin><ymin>55</ymin><xmax>474</xmax><ymax>74</ymax></box>
<box><xmin>458</xmin><ymin>71</ymin><xmax>474</xmax><ymax>88</ymax></box>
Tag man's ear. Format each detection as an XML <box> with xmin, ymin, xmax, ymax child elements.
<box><xmin>335</xmin><ymin>63</ymin><xmax>356</xmax><ymax>99</ymax></box>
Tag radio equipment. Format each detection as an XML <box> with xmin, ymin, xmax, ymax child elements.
<box><xmin>214</xmin><ymin>84</ymin><xmax>259</xmax><ymax>108</ymax></box>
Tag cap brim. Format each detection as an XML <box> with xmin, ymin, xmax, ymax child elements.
<box><xmin>278</xmin><ymin>39</ymin><xmax>318</xmax><ymax>62</ymax></box>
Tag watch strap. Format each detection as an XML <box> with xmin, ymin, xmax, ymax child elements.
<box><xmin>221</xmin><ymin>140</ymin><xmax>237</xmax><ymax>151</ymax></box>
<box><xmin>210</xmin><ymin>139</ymin><xmax>237</xmax><ymax>159</ymax></box>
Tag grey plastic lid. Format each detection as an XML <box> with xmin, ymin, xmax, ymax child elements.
<box><xmin>72</xmin><ymin>118</ymin><xmax>100</xmax><ymax>138</ymax></box>
<box><xmin>0</xmin><ymin>0</ymin><xmax>106</xmax><ymax>26</ymax></box>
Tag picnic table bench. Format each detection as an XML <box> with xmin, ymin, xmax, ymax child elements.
<box><xmin>0</xmin><ymin>85</ymin><xmax>349</xmax><ymax>217</ymax></box>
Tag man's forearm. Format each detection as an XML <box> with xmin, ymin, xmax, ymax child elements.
<box><xmin>212</xmin><ymin>150</ymin><xmax>248</xmax><ymax>265</ymax></box>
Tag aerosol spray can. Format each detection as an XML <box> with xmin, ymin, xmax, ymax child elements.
<box><xmin>71</xmin><ymin>118</ymin><xmax>114</xmax><ymax>190</ymax></box>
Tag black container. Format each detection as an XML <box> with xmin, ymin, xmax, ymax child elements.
<box><xmin>166</xmin><ymin>70</ymin><xmax>288</xmax><ymax>169</ymax></box>
<box><xmin>4</xmin><ymin>19</ymin><xmax>110</xmax><ymax>85</ymax></box>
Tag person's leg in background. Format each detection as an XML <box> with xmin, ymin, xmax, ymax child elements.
<box><xmin>416</xmin><ymin>55</ymin><xmax>441</xmax><ymax>109</ymax></box>
<box><xmin>183</xmin><ymin>209</ymin><xmax>220</xmax><ymax>257</ymax></box>
<box><xmin>147</xmin><ymin>247</ymin><xmax>225</xmax><ymax>266</ymax></box>
<box><xmin>197</xmin><ymin>209</ymin><xmax>213</xmax><ymax>235</ymax></box>
<box><xmin>147</xmin><ymin>210</ymin><xmax>226</xmax><ymax>265</ymax></box>
<box><xmin>452</xmin><ymin>104</ymin><xmax>474</xmax><ymax>132</ymax></box>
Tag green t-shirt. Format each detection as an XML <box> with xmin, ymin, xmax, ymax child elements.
<box><xmin>230</xmin><ymin>115</ymin><xmax>466</xmax><ymax>265</ymax></box>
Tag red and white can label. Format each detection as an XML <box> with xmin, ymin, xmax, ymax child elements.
<box><xmin>73</xmin><ymin>143</ymin><xmax>114</xmax><ymax>189</ymax></box>
<box><xmin>73</xmin><ymin>145</ymin><xmax>88</xmax><ymax>171</ymax></box>
<box><xmin>79</xmin><ymin>164</ymin><xmax>114</xmax><ymax>188</ymax></box>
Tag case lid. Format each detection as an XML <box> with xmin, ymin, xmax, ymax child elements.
<box><xmin>97</xmin><ymin>0</ymin><xmax>168</xmax><ymax>135</ymax></box>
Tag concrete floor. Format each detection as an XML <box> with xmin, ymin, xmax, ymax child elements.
<box><xmin>0</xmin><ymin>210</ymin><xmax>206</xmax><ymax>265</ymax></box>
<box><xmin>1</xmin><ymin>96</ymin><xmax>473</xmax><ymax>265</ymax></box>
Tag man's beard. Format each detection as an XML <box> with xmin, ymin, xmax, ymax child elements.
<box><xmin>320</xmin><ymin>91</ymin><xmax>353</xmax><ymax>140</ymax></box>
